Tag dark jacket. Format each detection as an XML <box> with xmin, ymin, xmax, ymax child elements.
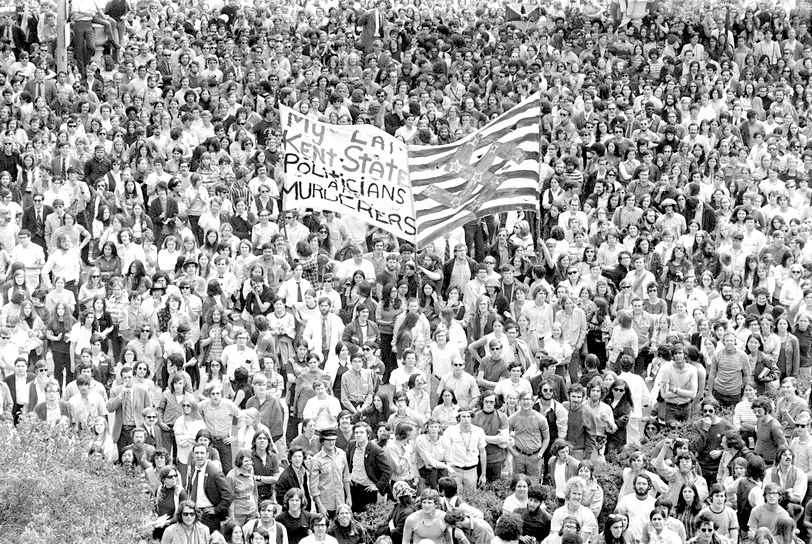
<box><xmin>33</xmin><ymin>400</ymin><xmax>72</xmax><ymax>421</ymax></box>
<box><xmin>275</xmin><ymin>464</ymin><xmax>312</xmax><ymax>507</ymax></box>
<box><xmin>345</xmin><ymin>439</ymin><xmax>392</xmax><ymax>495</ymax></box>
<box><xmin>21</xmin><ymin>204</ymin><xmax>55</xmax><ymax>247</ymax></box>
<box><xmin>341</xmin><ymin>320</ymin><xmax>380</xmax><ymax>351</ymax></box>
<box><xmin>4</xmin><ymin>372</ymin><xmax>33</xmax><ymax>423</ymax></box>
<box><xmin>186</xmin><ymin>462</ymin><xmax>233</xmax><ymax>520</ymax></box>
<box><xmin>147</xmin><ymin>196</ymin><xmax>179</xmax><ymax>238</ymax></box>
<box><xmin>441</xmin><ymin>256</ymin><xmax>477</xmax><ymax>294</ymax></box>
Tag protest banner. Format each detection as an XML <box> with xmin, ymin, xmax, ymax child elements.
<box><xmin>280</xmin><ymin>105</ymin><xmax>416</xmax><ymax>240</ymax></box>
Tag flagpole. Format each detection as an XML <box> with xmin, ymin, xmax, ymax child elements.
<box><xmin>535</xmin><ymin>94</ymin><xmax>543</xmax><ymax>261</ymax></box>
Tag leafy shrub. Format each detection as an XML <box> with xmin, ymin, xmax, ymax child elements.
<box><xmin>0</xmin><ymin>421</ymin><xmax>153</xmax><ymax>544</ymax></box>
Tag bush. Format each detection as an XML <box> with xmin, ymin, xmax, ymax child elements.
<box><xmin>0</xmin><ymin>421</ymin><xmax>154</xmax><ymax>544</ymax></box>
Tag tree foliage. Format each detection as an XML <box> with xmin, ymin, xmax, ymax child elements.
<box><xmin>0</xmin><ymin>421</ymin><xmax>153</xmax><ymax>544</ymax></box>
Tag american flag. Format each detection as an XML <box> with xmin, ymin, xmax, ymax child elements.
<box><xmin>409</xmin><ymin>94</ymin><xmax>542</xmax><ymax>247</ymax></box>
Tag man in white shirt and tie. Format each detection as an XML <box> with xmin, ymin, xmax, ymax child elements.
<box><xmin>187</xmin><ymin>443</ymin><xmax>233</xmax><ymax>534</ymax></box>
<box><xmin>278</xmin><ymin>263</ymin><xmax>313</xmax><ymax>308</ymax></box>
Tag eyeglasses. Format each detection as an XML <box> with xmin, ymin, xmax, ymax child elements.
<box><xmin>797</xmin><ymin>423</ymin><xmax>809</xmax><ymax>428</ymax></box>
<box><xmin>182</xmin><ymin>404</ymin><xmax>192</xmax><ymax>408</ymax></box>
<box><xmin>363</xmin><ymin>347</ymin><xmax>372</xmax><ymax>351</ymax></box>
<box><xmin>38</xmin><ymin>368</ymin><xmax>48</xmax><ymax>373</ymax></box>
<box><xmin>141</xmin><ymin>328</ymin><xmax>151</xmax><ymax>332</ymax></box>
<box><xmin>180</xmin><ymin>286</ymin><xmax>191</xmax><ymax>290</ymax></box>
<box><xmin>568</xmin><ymin>271</ymin><xmax>578</xmax><ymax>275</ymax></box>
<box><xmin>181</xmin><ymin>512</ymin><xmax>196</xmax><ymax>517</ymax></box>
<box><xmin>145</xmin><ymin>415</ymin><xmax>157</xmax><ymax>419</ymax></box>
<box><xmin>612</xmin><ymin>387</ymin><xmax>625</xmax><ymax>392</ymax></box>
<box><xmin>453</xmin><ymin>363</ymin><xmax>465</xmax><ymax>367</ymax></box>
<box><xmin>699</xmin><ymin>528</ymin><xmax>714</xmax><ymax>533</ymax></box>
<box><xmin>541</xmin><ymin>388</ymin><xmax>552</xmax><ymax>393</ymax></box>
<box><xmin>703</xmin><ymin>409</ymin><xmax>715</xmax><ymax>414</ymax></box>
<box><xmin>491</xmin><ymin>346</ymin><xmax>502</xmax><ymax>350</ymax></box>
<box><xmin>166</xmin><ymin>473</ymin><xmax>178</xmax><ymax>478</ymax></box>
<box><xmin>314</xmin><ymin>522</ymin><xmax>327</xmax><ymax>527</ymax></box>
<box><xmin>91</xmin><ymin>274</ymin><xmax>100</xmax><ymax>278</ymax></box>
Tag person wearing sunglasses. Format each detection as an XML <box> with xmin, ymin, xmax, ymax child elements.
<box><xmin>160</xmin><ymin>499</ymin><xmax>210</xmax><ymax>543</ymax></box>
<box><xmin>690</xmin><ymin>397</ymin><xmax>733</xmax><ymax>486</ymax></box>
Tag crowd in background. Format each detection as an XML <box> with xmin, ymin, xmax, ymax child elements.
<box><xmin>3</xmin><ymin>0</ymin><xmax>812</xmax><ymax>543</ymax></box>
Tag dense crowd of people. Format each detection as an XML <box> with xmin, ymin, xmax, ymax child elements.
<box><xmin>5</xmin><ymin>0</ymin><xmax>812</xmax><ymax>543</ymax></box>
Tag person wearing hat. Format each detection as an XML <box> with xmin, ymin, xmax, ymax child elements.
<box><xmin>309</xmin><ymin>427</ymin><xmax>351</xmax><ymax>518</ymax></box>
<box><xmin>181</xmin><ymin>255</ymin><xmax>206</xmax><ymax>297</ymax></box>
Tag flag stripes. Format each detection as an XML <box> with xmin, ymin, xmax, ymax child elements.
<box><xmin>408</xmin><ymin>94</ymin><xmax>542</xmax><ymax>246</ymax></box>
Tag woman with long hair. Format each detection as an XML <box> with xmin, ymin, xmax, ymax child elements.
<box><xmin>359</xmin><ymin>393</ymin><xmax>392</xmax><ymax>430</ymax></box>
<box><xmin>675</xmin><ymin>482</ymin><xmax>704</xmax><ymax>540</ymax></box>
<box><xmin>199</xmin><ymin>305</ymin><xmax>232</xmax><ymax>369</ymax></box>
<box><xmin>78</xmin><ymin>267</ymin><xmax>107</xmax><ymax>309</ymax></box>
<box><xmin>46</xmin><ymin>302</ymin><xmax>75</xmax><ymax>385</ymax></box>
<box><xmin>173</xmin><ymin>397</ymin><xmax>206</xmax><ymax>485</ymax></box>
<box><xmin>125</xmin><ymin>259</ymin><xmax>152</xmax><ymax>296</ymax></box>
<box><xmin>18</xmin><ymin>298</ymin><xmax>45</xmax><ymax>361</ymax></box>
<box><xmin>152</xmin><ymin>466</ymin><xmax>188</xmax><ymax>541</ymax></box>
<box><xmin>96</xmin><ymin>240</ymin><xmax>122</xmax><ymax>285</ymax></box>
<box><xmin>662</xmin><ymin>244</ymin><xmax>694</xmax><ymax>310</ymax></box>
<box><xmin>252</xmin><ymin>429</ymin><xmax>281</xmax><ymax>504</ymax></box>
<box><xmin>328</xmin><ymin>503</ymin><xmax>368</xmax><ymax>544</ymax></box>
<box><xmin>597</xmin><ymin>513</ymin><xmax>628</xmax><ymax>544</ymax></box>
<box><xmin>586</xmin><ymin>297</ymin><xmax>611</xmax><ymax>366</ymax></box>
<box><xmin>266</xmin><ymin>297</ymin><xmax>294</xmax><ymax>364</ymax></box>
<box><xmin>604</xmin><ymin>377</ymin><xmax>634</xmax><ymax>455</ymax></box>
<box><xmin>5</xmin><ymin>265</ymin><xmax>29</xmax><ymax>304</ymax></box>
<box><xmin>157</xmin><ymin>373</ymin><xmax>190</xmax><ymax>463</ymax></box>
<box><xmin>89</xmin><ymin>415</ymin><xmax>117</xmax><ymax>463</ymax></box>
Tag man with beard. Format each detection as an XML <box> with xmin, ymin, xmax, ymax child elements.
<box><xmin>535</xmin><ymin>376</ymin><xmax>569</xmax><ymax>465</ymax></box>
<box><xmin>563</xmin><ymin>384</ymin><xmax>595</xmax><ymax>461</ymax></box>
<box><xmin>517</xmin><ymin>484</ymin><xmax>552</xmax><ymax>543</ymax></box>
<box><xmin>617</xmin><ymin>473</ymin><xmax>657</xmax><ymax>539</ymax></box>
<box><xmin>707</xmin><ymin>284</ymin><xmax>734</xmax><ymax>321</ymax></box>
<box><xmin>531</xmin><ymin>356</ymin><xmax>567</xmax><ymax>402</ymax></box>
<box><xmin>472</xmin><ymin>393</ymin><xmax>509</xmax><ymax>482</ymax></box>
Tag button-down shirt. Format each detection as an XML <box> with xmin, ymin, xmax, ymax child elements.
<box><xmin>68</xmin><ymin>391</ymin><xmax>108</xmax><ymax>427</ymax></box>
<box><xmin>309</xmin><ymin>447</ymin><xmax>350</xmax><ymax>511</ymax></box>
<box><xmin>555</xmin><ymin>308</ymin><xmax>586</xmax><ymax>348</ymax></box>
<box><xmin>351</xmin><ymin>443</ymin><xmax>374</xmax><ymax>486</ymax></box>
<box><xmin>191</xmin><ymin>463</ymin><xmax>214</xmax><ymax>508</ymax></box>
<box><xmin>340</xmin><ymin>368</ymin><xmax>376</xmax><ymax>409</ymax></box>
<box><xmin>443</xmin><ymin>424</ymin><xmax>486</xmax><ymax>467</ymax></box>
<box><xmin>199</xmin><ymin>398</ymin><xmax>241</xmax><ymax>437</ymax></box>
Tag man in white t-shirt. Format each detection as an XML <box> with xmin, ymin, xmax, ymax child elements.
<box><xmin>221</xmin><ymin>328</ymin><xmax>260</xmax><ymax>381</ymax></box>
<box><xmin>10</xmin><ymin>229</ymin><xmax>44</xmax><ymax>291</ymax></box>
<box><xmin>617</xmin><ymin>473</ymin><xmax>657</xmax><ymax>539</ymax></box>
